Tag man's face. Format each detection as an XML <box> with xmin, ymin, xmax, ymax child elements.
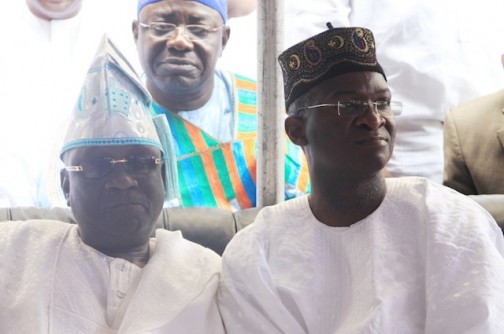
<box><xmin>61</xmin><ymin>145</ymin><xmax>166</xmax><ymax>252</ymax></box>
<box><xmin>286</xmin><ymin>71</ymin><xmax>396</xmax><ymax>178</ymax></box>
<box><xmin>133</xmin><ymin>0</ymin><xmax>230</xmax><ymax>96</ymax></box>
<box><xmin>26</xmin><ymin>0</ymin><xmax>83</xmax><ymax>20</ymax></box>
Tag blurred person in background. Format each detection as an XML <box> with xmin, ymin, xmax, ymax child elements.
<box><xmin>284</xmin><ymin>0</ymin><xmax>504</xmax><ymax>183</ymax></box>
<box><xmin>0</xmin><ymin>0</ymin><xmax>137</xmax><ymax>207</ymax></box>
<box><xmin>443</xmin><ymin>85</ymin><xmax>504</xmax><ymax>229</ymax></box>
<box><xmin>219</xmin><ymin>0</ymin><xmax>257</xmax><ymax>79</ymax></box>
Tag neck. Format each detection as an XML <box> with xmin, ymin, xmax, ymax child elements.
<box><xmin>102</xmin><ymin>244</ymin><xmax>151</xmax><ymax>268</ymax></box>
<box><xmin>308</xmin><ymin>172</ymin><xmax>387</xmax><ymax>227</ymax></box>
<box><xmin>83</xmin><ymin>240</ymin><xmax>151</xmax><ymax>268</ymax></box>
<box><xmin>148</xmin><ymin>80</ymin><xmax>214</xmax><ymax>112</ymax></box>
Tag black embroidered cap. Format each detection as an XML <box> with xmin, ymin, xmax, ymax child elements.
<box><xmin>278</xmin><ymin>25</ymin><xmax>386</xmax><ymax>109</ymax></box>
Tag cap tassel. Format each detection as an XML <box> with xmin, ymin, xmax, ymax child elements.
<box><xmin>152</xmin><ymin>114</ymin><xmax>180</xmax><ymax>203</ymax></box>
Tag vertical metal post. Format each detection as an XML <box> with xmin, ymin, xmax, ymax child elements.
<box><xmin>256</xmin><ymin>0</ymin><xmax>285</xmax><ymax>207</ymax></box>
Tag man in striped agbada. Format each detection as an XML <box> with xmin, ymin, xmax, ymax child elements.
<box><xmin>133</xmin><ymin>0</ymin><xmax>309</xmax><ymax>211</ymax></box>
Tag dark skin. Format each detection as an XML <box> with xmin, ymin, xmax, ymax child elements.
<box><xmin>285</xmin><ymin>71</ymin><xmax>396</xmax><ymax>228</ymax></box>
<box><xmin>133</xmin><ymin>0</ymin><xmax>230</xmax><ymax>112</ymax></box>
<box><xmin>60</xmin><ymin>145</ymin><xmax>166</xmax><ymax>267</ymax></box>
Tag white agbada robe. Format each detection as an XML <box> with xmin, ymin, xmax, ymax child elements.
<box><xmin>218</xmin><ymin>177</ymin><xmax>504</xmax><ymax>333</ymax></box>
<box><xmin>0</xmin><ymin>221</ymin><xmax>225</xmax><ymax>333</ymax></box>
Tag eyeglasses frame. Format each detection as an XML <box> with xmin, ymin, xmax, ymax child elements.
<box><xmin>295</xmin><ymin>100</ymin><xmax>403</xmax><ymax>118</ymax></box>
<box><xmin>65</xmin><ymin>156</ymin><xmax>164</xmax><ymax>179</ymax></box>
<box><xmin>138</xmin><ymin>22</ymin><xmax>224</xmax><ymax>41</ymax></box>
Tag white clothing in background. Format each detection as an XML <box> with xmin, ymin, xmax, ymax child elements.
<box><xmin>284</xmin><ymin>0</ymin><xmax>504</xmax><ymax>183</ymax></box>
<box><xmin>219</xmin><ymin>10</ymin><xmax>258</xmax><ymax>80</ymax></box>
<box><xmin>0</xmin><ymin>221</ymin><xmax>224</xmax><ymax>333</ymax></box>
<box><xmin>219</xmin><ymin>177</ymin><xmax>504</xmax><ymax>333</ymax></box>
<box><xmin>0</xmin><ymin>1</ymin><xmax>137</xmax><ymax>207</ymax></box>
<box><xmin>177</xmin><ymin>69</ymin><xmax>235</xmax><ymax>142</ymax></box>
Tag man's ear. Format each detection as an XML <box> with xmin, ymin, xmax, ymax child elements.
<box><xmin>132</xmin><ymin>19</ymin><xmax>140</xmax><ymax>44</ymax></box>
<box><xmin>220</xmin><ymin>26</ymin><xmax>231</xmax><ymax>55</ymax></box>
<box><xmin>285</xmin><ymin>116</ymin><xmax>308</xmax><ymax>146</ymax></box>
<box><xmin>161</xmin><ymin>162</ymin><xmax>167</xmax><ymax>195</ymax></box>
<box><xmin>60</xmin><ymin>169</ymin><xmax>71</xmax><ymax>207</ymax></box>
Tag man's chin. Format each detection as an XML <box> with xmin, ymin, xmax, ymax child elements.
<box><xmin>158</xmin><ymin>77</ymin><xmax>202</xmax><ymax>94</ymax></box>
<box><xmin>28</xmin><ymin>0</ymin><xmax>82</xmax><ymax>19</ymax></box>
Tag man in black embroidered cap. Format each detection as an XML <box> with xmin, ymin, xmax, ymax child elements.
<box><xmin>217</xmin><ymin>26</ymin><xmax>504</xmax><ymax>333</ymax></box>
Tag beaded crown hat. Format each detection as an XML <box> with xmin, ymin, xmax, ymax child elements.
<box><xmin>278</xmin><ymin>25</ymin><xmax>386</xmax><ymax>108</ymax></box>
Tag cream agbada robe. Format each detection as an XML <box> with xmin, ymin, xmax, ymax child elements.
<box><xmin>0</xmin><ymin>221</ymin><xmax>224</xmax><ymax>333</ymax></box>
<box><xmin>218</xmin><ymin>177</ymin><xmax>504</xmax><ymax>334</ymax></box>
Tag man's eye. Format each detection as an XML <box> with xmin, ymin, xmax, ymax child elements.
<box><xmin>128</xmin><ymin>157</ymin><xmax>157</xmax><ymax>174</ymax></box>
<box><xmin>152</xmin><ymin>24</ymin><xmax>174</xmax><ymax>33</ymax></box>
<box><xmin>82</xmin><ymin>157</ymin><xmax>113</xmax><ymax>177</ymax></box>
<box><xmin>344</xmin><ymin>101</ymin><xmax>362</xmax><ymax>110</ymax></box>
<box><xmin>188</xmin><ymin>26</ymin><xmax>208</xmax><ymax>37</ymax></box>
<box><xmin>375</xmin><ymin>101</ymin><xmax>390</xmax><ymax>109</ymax></box>
<box><xmin>130</xmin><ymin>158</ymin><xmax>149</xmax><ymax>172</ymax></box>
<box><xmin>90</xmin><ymin>157</ymin><xmax>112</xmax><ymax>170</ymax></box>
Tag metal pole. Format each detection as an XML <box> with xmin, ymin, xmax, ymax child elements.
<box><xmin>256</xmin><ymin>0</ymin><xmax>285</xmax><ymax>207</ymax></box>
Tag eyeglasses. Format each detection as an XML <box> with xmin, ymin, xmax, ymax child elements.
<box><xmin>296</xmin><ymin>100</ymin><xmax>403</xmax><ymax>118</ymax></box>
<box><xmin>139</xmin><ymin>22</ymin><xmax>223</xmax><ymax>41</ymax></box>
<box><xmin>65</xmin><ymin>156</ymin><xmax>163</xmax><ymax>179</ymax></box>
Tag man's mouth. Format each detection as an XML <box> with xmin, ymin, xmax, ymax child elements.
<box><xmin>355</xmin><ymin>136</ymin><xmax>388</xmax><ymax>145</ymax></box>
<box><xmin>158</xmin><ymin>58</ymin><xmax>197</xmax><ymax>71</ymax></box>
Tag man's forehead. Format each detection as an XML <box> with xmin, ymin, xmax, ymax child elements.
<box><xmin>137</xmin><ymin>0</ymin><xmax>227</xmax><ymax>23</ymax></box>
<box><xmin>140</xmin><ymin>1</ymin><xmax>218</xmax><ymax>20</ymax></box>
<box><xmin>67</xmin><ymin>145</ymin><xmax>161</xmax><ymax>160</ymax></box>
<box><xmin>311</xmin><ymin>72</ymin><xmax>390</xmax><ymax>97</ymax></box>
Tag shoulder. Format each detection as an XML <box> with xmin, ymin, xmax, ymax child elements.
<box><xmin>153</xmin><ymin>229</ymin><xmax>221</xmax><ymax>272</ymax></box>
<box><xmin>387</xmin><ymin>176</ymin><xmax>487</xmax><ymax>210</ymax></box>
<box><xmin>0</xmin><ymin>220</ymin><xmax>73</xmax><ymax>277</ymax></box>
<box><xmin>386</xmin><ymin>177</ymin><xmax>500</xmax><ymax>238</ymax></box>
<box><xmin>241</xmin><ymin>195</ymin><xmax>309</xmax><ymax>234</ymax></box>
<box><xmin>449</xmin><ymin>88</ymin><xmax>504</xmax><ymax>123</ymax></box>
<box><xmin>223</xmin><ymin>196</ymin><xmax>310</xmax><ymax>261</ymax></box>
<box><xmin>0</xmin><ymin>220</ymin><xmax>72</xmax><ymax>247</ymax></box>
<box><xmin>215</xmin><ymin>68</ymin><xmax>257</xmax><ymax>91</ymax></box>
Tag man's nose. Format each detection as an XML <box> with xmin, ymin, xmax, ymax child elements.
<box><xmin>355</xmin><ymin>103</ymin><xmax>386</xmax><ymax>129</ymax></box>
<box><xmin>166</xmin><ymin>27</ymin><xmax>193</xmax><ymax>50</ymax></box>
<box><xmin>105</xmin><ymin>166</ymin><xmax>139</xmax><ymax>190</ymax></box>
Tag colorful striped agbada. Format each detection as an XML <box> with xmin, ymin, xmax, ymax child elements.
<box><xmin>153</xmin><ymin>74</ymin><xmax>310</xmax><ymax>211</ymax></box>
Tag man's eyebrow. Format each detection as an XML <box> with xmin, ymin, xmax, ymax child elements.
<box><xmin>146</xmin><ymin>8</ymin><xmax>211</xmax><ymax>22</ymax></box>
<box><xmin>150</xmin><ymin>11</ymin><xmax>176</xmax><ymax>21</ymax></box>
<box><xmin>375</xmin><ymin>88</ymin><xmax>391</xmax><ymax>95</ymax></box>
<box><xmin>331</xmin><ymin>88</ymin><xmax>391</xmax><ymax>96</ymax></box>
<box><xmin>188</xmin><ymin>13</ymin><xmax>216</xmax><ymax>24</ymax></box>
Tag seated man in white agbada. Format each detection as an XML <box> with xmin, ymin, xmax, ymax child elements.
<box><xmin>218</xmin><ymin>25</ymin><xmax>504</xmax><ymax>333</ymax></box>
<box><xmin>0</xmin><ymin>36</ymin><xmax>224</xmax><ymax>333</ymax></box>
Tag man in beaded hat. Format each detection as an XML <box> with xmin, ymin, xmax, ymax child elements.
<box><xmin>0</xmin><ymin>36</ymin><xmax>225</xmax><ymax>333</ymax></box>
<box><xmin>132</xmin><ymin>0</ymin><xmax>309</xmax><ymax>211</ymax></box>
<box><xmin>217</xmin><ymin>25</ymin><xmax>504</xmax><ymax>333</ymax></box>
